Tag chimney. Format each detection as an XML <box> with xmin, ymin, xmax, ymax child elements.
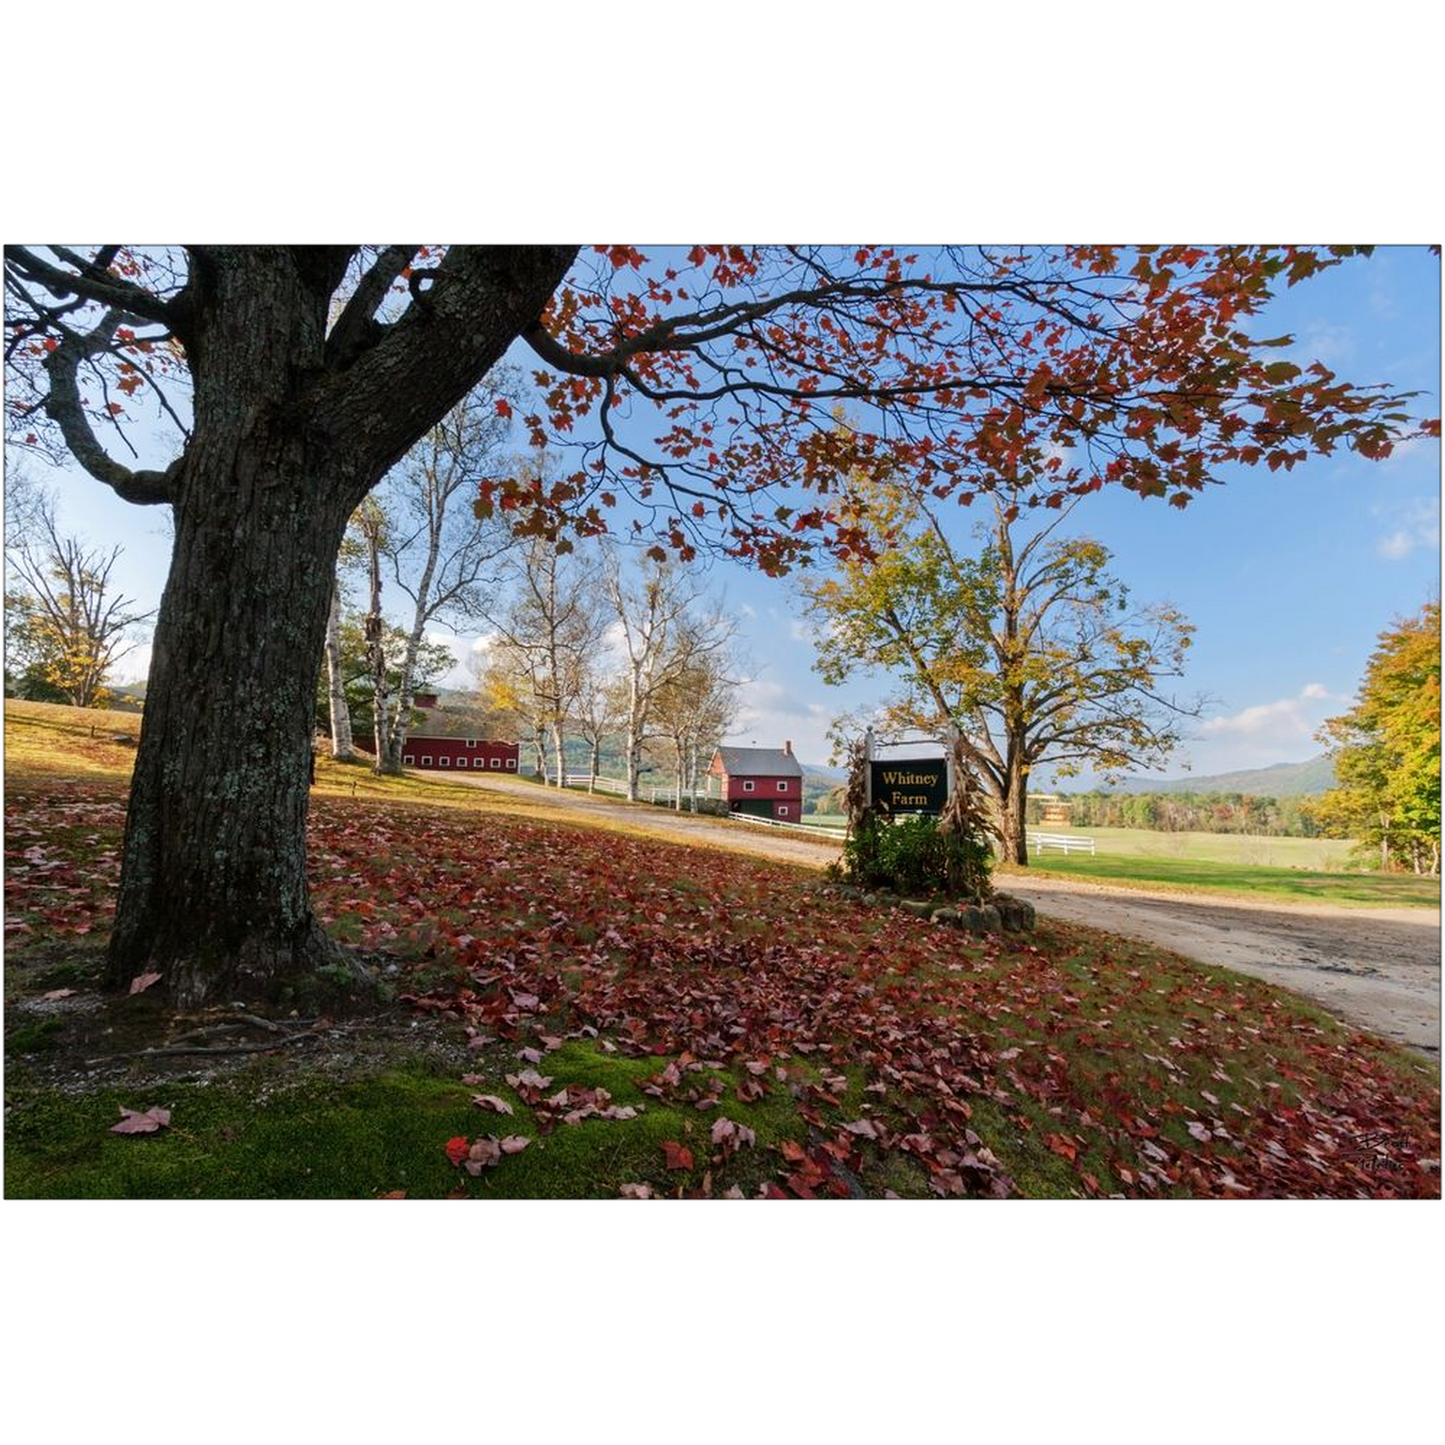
<box><xmin>784</xmin><ymin>739</ymin><xmax>792</xmax><ymax>755</ymax></box>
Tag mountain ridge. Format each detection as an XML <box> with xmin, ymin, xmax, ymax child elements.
<box><xmin>1088</xmin><ymin>755</ymin><xmax>1336</xmax><ymax>798</ymax></box>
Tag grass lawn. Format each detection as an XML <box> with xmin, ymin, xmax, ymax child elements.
<box><xmin>5</xmin><ymin>699</ymin><xmax>1440</xmax><ymax>1199</ymax></box>
<box><xmin>1035</xmin><ymin>825</ymin><xmax>1356</xmax><ymax>869</ymax></box>
<box><xmin>1040</xmin><ymin>826</ymin><xmax>1352</xmax><ymax>867</ymax></box>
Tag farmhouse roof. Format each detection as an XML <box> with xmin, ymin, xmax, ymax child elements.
<box><xmin>712</xmin><ymin>744</ymin><xmax>804</xmax><ymax>778</ymax></box>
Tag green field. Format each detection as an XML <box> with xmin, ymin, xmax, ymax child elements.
<box><xmin>1032</xmin><ymin>826</ymin><xmax>1356</xmax><ymax>869</ymax></box>
<box><xmin>1011</xmin><ymin>845</ymin><xmax>1439</xmax><ymax>908</ymax></box>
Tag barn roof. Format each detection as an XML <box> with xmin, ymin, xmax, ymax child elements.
<box><xmin>712</xmin><ymin>745</ymin><xmax>804</xmax><ymax>778</ymax></box>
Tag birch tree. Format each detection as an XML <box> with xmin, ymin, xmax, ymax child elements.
<box><xmin>485</xmin><ymin>531</ymin><xmax>608</xmax><ymax>785</ymax></box>
<box><xmin>368</xmin><ymin>377</ymin><xmax>515</xmax><ymax>773</ymax></box>
<box><xmin>650</xmin><ymin>618</ymin><xmax>742</xmax><ymax>807</ymax></box>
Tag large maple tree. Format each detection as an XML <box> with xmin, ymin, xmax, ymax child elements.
<box><xmin>3</xmin><ymin>244</ymin><xmax>1434</xmax><ymax>1006</ymax></box>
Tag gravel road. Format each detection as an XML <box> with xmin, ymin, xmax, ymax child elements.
<box><xmin>436</xmin><ymin>773</ymin><xmax>1441</xmax><ymax>1056</ymax></box>
<box><xmin>998</xmin><ymin>874</ymin><xmax>1440</xmax><ymax>1057</ymax></box>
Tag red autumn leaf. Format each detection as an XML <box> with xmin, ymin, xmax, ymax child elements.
<box><xmin>128</xmin><ymin>971</ymin><xmax>162</xmax><ymax>995</ymax></box>
<box><xmin>499</xmin><ymin>1135</ymin><xmax>531</xmax><ymax>1154</ymax></box>
<box><xmin>43</xmin><ymin>988</ymin><xmax>76</xmax><ymax>1001</ymax></box>
<box><xmin>778</xmin><ymin>1138</ymin><xmax>808</xmax><ymax>1164</ymax></box>
<box><xmin>110</xmin><ymin>1105</ymin><xmax>171</xmax><ymax>1135</ymax></box>
<box><xmin>662</xmin><ymin>1141</ymin><xmax>694</xmax><ymax>1171</ymax></box>
<box><xmin>377</xmin><ymin>1190</ymin><xmax>408</xmax><ymax>1199</ymax></box>
<box><xmin>445</xmin><ymin>1136</ymin><xmax>471</xmax><ymax>1165</ymax></box>
<box><xmin>495</xmin><ymin>398</ymin><xmax>513</xmax><ymax>419</ymax></box>
<box><xmin>1045</xmin><ymin>1133</ymin><xmax>1078</xmax><ymax>1162</ymax></box>
<box><xmin>619</xmin><ymin>1182</ymin><xmax>654</xmax><ymax>1199</ymax></box>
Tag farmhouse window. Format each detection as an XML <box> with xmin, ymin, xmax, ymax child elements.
<box><xmin>438</xmin><ymin>757</ymin><xmax>449</xmax><ymax>766</ymax></box>
<box><xmin>505</xmin><ymin>758</ymin><xmax>516</xmax><ymax>770</ymax></box>
<box><xmin>777</xmin><ymin>781</ymin><xmax>788</xmax><ymax>792</ymax></box>
<box><xmin>743</xmin><ymin>780</ymin><xmax>755</xmax><ymax>792</ymax></box>
<box><xmin>491</xmin><ymin>757</ymin><xmax>502</xmax><ymax>768</ymax></box>
<box><xmin>778</xmin><ymin>805</ymin><xmax>789</xmax><ymax>817</ymax></box>
<box><xmin>404</xmin><ymin>755</ymin><xmax>415</xmax><ymax>766</ymax></box>
<box><xmin>468</xmin><ymin>739</ymin><xmax>476</xmax><ymax>748</ymax></box>
<box><xmin>422</xmin><ymin>756</ymin><xmax>432</xmax><ymax>766</ymax></box>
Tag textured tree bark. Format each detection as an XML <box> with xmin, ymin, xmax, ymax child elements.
<box><xmin>991</xmin><ymin>753</ymin><xmax>1031</xmax><ymax>866</ymax></box>
<box><xmin>106</xmin><ymin>440</ymin><xmax>355</xmax><ymax>1005</ymax></box>
<box><xmin>103</xmin><ymin>245</ymin><xmax>575</xmax><ymax>1007</ymax></box>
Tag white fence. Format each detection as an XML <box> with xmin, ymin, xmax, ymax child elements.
<box><xmin>1028</xmin><ymin>831</ymin><xmax>1096</xmax><ymax>856</ymax></box>
<box><xmin>564</xmin><ymin>773</ymin><xmax>629</xmax><ymax>795</ymax></box>
<box><xmin>727</xmin><ymin>811</ymin><xmax>845</xmax><ymax>840</ymax></box>
<box><xmin>564</xmin><ymin>774</ymin><xmax>714</xmax><ymax>808</ymax></box>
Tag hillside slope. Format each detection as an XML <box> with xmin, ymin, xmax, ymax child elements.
<box><xmin>1109</xmin><ymin>755</ymin><xmax>1336</xmax><ymax>797</ymax></box>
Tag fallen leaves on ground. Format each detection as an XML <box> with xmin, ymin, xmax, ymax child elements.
<box><xmin>110</xmin><ymin>1106</ymin><xmax>170</xmax><ymax>1135</ymax></box>
<box><xmin>7</xmin><ymin>776</ymin><xmax>1439</xmax><ymax>1200</ymax></box>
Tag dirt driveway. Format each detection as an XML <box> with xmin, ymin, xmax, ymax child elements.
<box><xmin>998</xmin><ymin>875</ymin><xmax>1440</xmax><ymax>1058</ymax></box>
<box><xmin>435</xmin><ymin>774</ymin><xmax>1441</xmax><ymax>1057</ymax></box>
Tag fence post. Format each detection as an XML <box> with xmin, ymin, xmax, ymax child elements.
<box><xmin>863</xmin><ymin>726</ymin><xmax>874</xmax><ymax>810</ymax></box>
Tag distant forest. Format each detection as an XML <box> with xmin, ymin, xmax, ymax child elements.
<box><xmin>1027</xmin><ymin>791</ymin><xmax>1322</xmax><ymax>837</ymax></box>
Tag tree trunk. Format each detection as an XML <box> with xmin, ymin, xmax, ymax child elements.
<box><xmin>589</xmin><ymin>738</ymin><xmax>600</xmax><ymax>792</ymax></box>
<box><xmin>324</xmin><ymin>581</ymin><xmax>356</xmax><ymax>760</ymax></box>
<box><xmin>550</xmin><ymin>718</ymin><xmax>565</xmax><ymax>788</ymax></box>
<box><xmin>999</xmin><ymin>762</ymin><xmax>1030</xmax><ymax>866</ymax></box>
<box><xmin>106</xmin><ymin>450</ymin><xmax>356</xmax><ymax>1006</ymax></box>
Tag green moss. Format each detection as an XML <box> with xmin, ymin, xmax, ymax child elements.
<box><xmin>7</xmin><ymin>1018</ymin><xmax>65</xmax><ymax>1054</ymax></box>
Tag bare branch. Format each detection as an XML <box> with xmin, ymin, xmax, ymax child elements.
<box><xmin>40</xmin><ymin>308</ymin><xmax>178</xmax><ymax>505</ymax></box>
<box><xmin>7</xmin><ymin>245</ymin><xmax>180</xmax><ymax>329</ymax></box>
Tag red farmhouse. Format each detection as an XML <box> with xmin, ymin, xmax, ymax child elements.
<box><xmin>707</xmin><ymin>741</ymin><xmax>804</xmax><ymax>821</ymax></box>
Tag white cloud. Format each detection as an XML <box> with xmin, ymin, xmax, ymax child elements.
<box><xmin>109</xmin><ymin>641</ymin><xmax>153</xmax><ymax>686</ymax></box>
<box><xmin>1373</xmin><ymin>496</ymin><xmax>1439</xmax><ymax>560</ymax></box>
<box><xmin>729</xmin><ymin>680</ymin><xmax>835</xmax><ymax>764</ymax></box>
<box><xmin>1194</xmin><ymin>683</ymin><xmax>1345</xmax><ymax>770</ymax></box>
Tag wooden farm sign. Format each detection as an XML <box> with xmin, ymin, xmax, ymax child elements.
<box><xmin>868</xmin><ymin>758</ymin><xmax>949</xmax><ymax>815</ymax></box>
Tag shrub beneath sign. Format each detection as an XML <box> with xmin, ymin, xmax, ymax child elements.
<box><xmin>840</xmin><ymin>813</ymin><xmax>991</xmax><ymax>903</ymax></box>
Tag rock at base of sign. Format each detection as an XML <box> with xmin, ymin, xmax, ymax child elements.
<box><xmin>992</xmin><ymin>893</ymin><xmax>1036</xmax><ymax>933</ymax></box>
<box><xmin>950</xmin><ymin>904</ymin><xmax>1003</xmax><ymax>934</ymax></box>
<box><xmin>899</xmin><ymin>899</ymin><xmax>933</xmax><ymax>919</ymax></box>
<box><xmin>932</xmin><ymin>908</ymin><xmax>960</xmax><ymax>926</ymax></box>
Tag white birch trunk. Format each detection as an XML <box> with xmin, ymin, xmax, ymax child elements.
<box><xmin>324</xmin><ymin>581</ymin><xmax>356</xmax><ymax>760</ymax></box>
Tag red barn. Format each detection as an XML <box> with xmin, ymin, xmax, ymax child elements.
<box><xmin>400</xmin><ymin>735</ymin><xmax>518</xmax><ymax>773</ymax></box>
<box><xmin>353</xmin><ymin>694</ymin><xmax>519</xmax><ymax>774</ymax></box>
<box><xmin>707</xmin><ymin>741</ymin><xmax>805</xmax><ymax>821</ymax></box>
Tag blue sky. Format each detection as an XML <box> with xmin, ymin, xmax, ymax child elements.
<box><xmin>24</xmin><ymin>247</ymin><xmax>1441</xmax><ymax>779</ymax></box>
